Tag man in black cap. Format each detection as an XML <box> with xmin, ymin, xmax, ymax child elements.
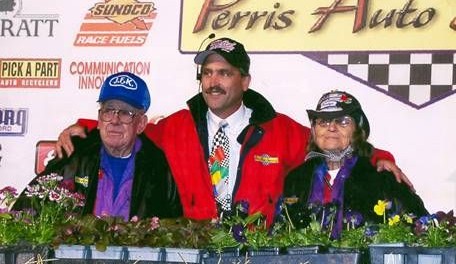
<box><xmin>54</xmin><ymin>38</ymin><xmax>409</xmax><ymax>226</ymax></box>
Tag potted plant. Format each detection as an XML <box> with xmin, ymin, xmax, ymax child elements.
<box><xmin>207</xmin><ymin>201</ymin><xmax>280</xmax><ymax>256</ymax></box>
<box><xmin>279</xmin><ymin>201</ymin><xmax>362</xmax><ymax>263</ymax></box>
<box><xmin>53</xmin><ymin>214</ymin><xmax>215</xmax><ymax>262</ymax></box>
<box><xmin>367</xmin><ymin>201</ymin><xmax>456</xmax><ymax>264</ymax></box>
<box><xmin>0</xmin><ymin>174</ymin><xmax>85</xmax><ymax>263</ymax></box>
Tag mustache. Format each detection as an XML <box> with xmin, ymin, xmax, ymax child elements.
<box><xmin>205</xmin><ymin>86</ymin><xmax>226</xmax><ymax>94</ymax></box>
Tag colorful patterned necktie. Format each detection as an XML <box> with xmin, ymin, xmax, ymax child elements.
<box><xmin>208</xmin><ymin>121</ymin><xmax>230</xmax><ymax>211</ymax></box>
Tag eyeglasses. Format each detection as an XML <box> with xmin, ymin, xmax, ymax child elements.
<box><xmin>315</xmin><ymin>116</ymin><xmax>353</xmax><ymax>128</ymax></box>
<box><xmin>98</xmin><ymin>108</ymin><xmax>139</xmax><ymax>124</ymax></box>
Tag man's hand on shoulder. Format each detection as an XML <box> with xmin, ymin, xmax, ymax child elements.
<box><xmin>377</xmin><ymin>159</ymin><xmax>415</xmax><ymax>192</ymax></box>
<box><xmin>54</xmin><ymin>124</ymin><xmax>87</xmax><ymax>159</ymax></box>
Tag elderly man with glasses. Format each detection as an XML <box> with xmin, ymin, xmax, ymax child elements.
<box><xmin>14</xmin><ymin>72</ymin><xmax>182</xmax><ymax>221</ymax></box>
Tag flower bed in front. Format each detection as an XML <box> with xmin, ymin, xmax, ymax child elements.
<box><xmin>1</xmin><ymin>174</ymin><xmax>455</xmax><ymax>262</ymax></box>
<box><xmin>0</xmin><ymin>174</ymin><xmax>84</xmax><ymax>246</ymax></box>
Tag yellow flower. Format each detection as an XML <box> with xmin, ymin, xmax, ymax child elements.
<box><xmin>374</xmin><ymin>200</ymin><xmax>387</xmax><ymax>216</ymax></box>
<box><xmin>388</xmin><ymin>214</ymin><xmax>400</xmax><ymax>226</ymax></box>
<box><xmin>403</xmin><ymin>214</ymin><xmax>414</xmax><ymax>224</ymax></box>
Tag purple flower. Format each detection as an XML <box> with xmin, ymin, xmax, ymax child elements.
<box><xmin>414</xmin><ymin>220</ymin><xmax>427</xmax><ymax>235</ymax></box>
<box><xmin>365</xmin><ymin>226</ymin><xmax>378</xmax><ymax>237</ymax></box>
<box><xmin>435</xmin><ymin>210</ymin><xmax>456</xmax><ymax>226</ymax></box>
<box><xmin>0</xmin><ymin>186</ymin><xmax>19</xmax><ymax>208</ymax></box>
<box><xmin>274</xmin><ymin>196</ymin><xmax>284</xmax><ymax>218</ymax></box>
<box><xmin>344</xmin><ymin>210</ymin><xmax>364</xmax><ymax>228</ymax></box>
<box><xmin>308</xmin><ymin>202</ymin><xmax>324</xmax><ymax>216</ymax></box>
<box><xmin>49</xmin><ymin>190</ymin><xmax>62</xmax><ymax>201</ymax></box>
<box><xmin>414</xmin><ymin>214</ymin><xmax>437</xmax><ymax>235</ymax></box>
<box><xmin>239</xmin><ymin>200</ymin><xmax>249</xmax><ymax>214</ymax></box>
<box><xmin>321</xmin><ymin>203</ymin><xmax>338</xmax><ymax>229</ymax></box>
<box><xmin>418</xmin><ymin>215</ymin><xmax>433</xmax><ymax>225</ymax></box>
<box><xmin>233</xmin><ymin>200</ymin><xmax>250</xmax><ymax>219</ymax></box>
<box><xmin>0</xmin><ymin>186</ymin><xmax>17</xmax><ymax>197</ymax></box>
<box><xmin>232</xmin><ymin>224</ymin><xmax>247</xmax><ymax>243</ymax></box>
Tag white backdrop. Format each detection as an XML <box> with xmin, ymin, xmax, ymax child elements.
<box><xmin>1</xmin><ymin>0</ymin><xmax>455</xmax><ymax>214</ymax></box>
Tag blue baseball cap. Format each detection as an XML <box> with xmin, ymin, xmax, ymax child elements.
<box><xmin>97</xmin><ymin>72</ymin><xmax>150</xmax><ymax>111</ymax></box>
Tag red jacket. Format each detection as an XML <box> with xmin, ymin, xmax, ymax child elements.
<box><xmin>148</xmin><ymin>90</ymin><xmax>310</xmax><ymax>224</ymax></box>
<box><xmin>79</xmin><ymin>89</ymin><xmax>394</xmax><ymax>225</ymax></box>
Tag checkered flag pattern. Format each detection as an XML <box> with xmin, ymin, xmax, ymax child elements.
<box><xmin>306</xmin><ymin>52</ymin><xmax>456</xmax><ymax>109</ymax></box>
<box><xmin>211</xmin><ymin>128</ymin><xmax>230</xmax><ymax>169</ymax></box>
<box><xmin>208</xmin><ymin>121</ymin><xmax>231</xmax><ymax>211</ymax></box>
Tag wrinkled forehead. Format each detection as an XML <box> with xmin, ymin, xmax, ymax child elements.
<box><xmin>101</xmin><ymin>99</ymin><xmax>137</xmax><ymax>111</ymax></box>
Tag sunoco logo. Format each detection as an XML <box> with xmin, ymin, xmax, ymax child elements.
<box><xmin>0</xmin><ymin>108</ymin><xmax>28</xmax><ymax>136</ymax></box>
<box><xmin>0</xmin><ymin>0</ymin><xmax>59</xmax><ymax>37</ymax></box>
<box><xmin>74</xmin><ymin>0</ymin><xmax>157</xmax><ymax>47</ymax></box>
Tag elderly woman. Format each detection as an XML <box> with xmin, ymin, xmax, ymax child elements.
<box><xmin>283</xmin><ymin>90</ymin><xmax>428</xmax><ymax>238</ymax></box>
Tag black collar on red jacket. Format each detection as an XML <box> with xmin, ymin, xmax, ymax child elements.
<box><xmin>186</xmin><ymin>89</ymin><xmax>276</xmax><ymax>126</ymax></box>
<box><xmin>186</xmin><ymin>89</ymin><xmax>277</xmax><ymax>160</ymax></box>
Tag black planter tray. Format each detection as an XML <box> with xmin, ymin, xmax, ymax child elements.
<box><xmin>203</xmin><ymin>252</ymin><xmax>361</xmax><ymax>264</ymax></box>
<box><xmin>369</xmin><ymin>245</ymin><xmax>456</xmax><ymax>264</ymax></box>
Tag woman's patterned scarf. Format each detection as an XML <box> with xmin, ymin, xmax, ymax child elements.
<box><xmin>308</xmin><ymin>155</ymin><xmax>358</xmax><ymax>239</ymax></box>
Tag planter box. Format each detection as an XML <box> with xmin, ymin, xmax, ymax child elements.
<box><xmin>369</xmin><ymin>243</ymin><xmax>405</xmax><ymax>264</ymax></box>
<box><xmin>369</xmin><ymin>245</ymin><xmax>456</xmax><ymax>264</ymax></box>
<box><xmin>54</xmin><ymin>245</ymin><xmax>128</xmax><ymax>260</ymax></box>
<box><xmin>164</xmin><ymin>247</ymin><xmax>208</xmax><ymax>263</ymax></box>
<box><xmin>127</xmin><ymin>246</ymin><xmax>163</xmax><ymax>261</ymax></box>
<box><xmin>203</xmin><ymin>252</ymin><xmax>360</xmax><ymax>264</ymax></box>
<box><xmin>0</xmin><ymin>245</ymin><xmax>51</xmax><ymax>264</ymax></box>
<box><xmin>207</xmin><ymin>246</ymin><xmax>240</xmax><ymax>258</ymax></box>
<box><xmin>286</xmin><ymin>245</ymin><xmax>321</xmax><ymax>255</ymax></box>
<box><xmin>247</xmin><ymin>247</ymin><xmax>280</xmax><ymax>256</ymax></box>
<box><xmin>54</xmin><ymin>245</ymin><xmax>162</xmax><ymax>263</ymax></box>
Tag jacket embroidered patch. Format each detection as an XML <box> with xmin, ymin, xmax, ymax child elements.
<box><xmin>75</xmin><ymin>176</ymin><xmax>89</xmax><ymax>188</ymax></box>
<box><xmin>254</xmin><ymin>154</ymin><xmax>279</xmax><ymax>166</ymax></box>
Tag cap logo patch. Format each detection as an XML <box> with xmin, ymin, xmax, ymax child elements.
<box><xmin>209</xmin><ymin>39</ymin><xmax>236</xmax><ymax>53</ymax></box>
<box><xmin>108</xmin><ymin>74</ymin><xmax>138</xmax><ymax>90</ymax></box>
<box><xmin>318</xmin><ymin>93</ymin><xmax>354</xmax><ymax>112</ymax></box>
<box><xmin>340</xmin><ymin>94</ymin><xmax>352</xmax><ymax>104</ymax></box>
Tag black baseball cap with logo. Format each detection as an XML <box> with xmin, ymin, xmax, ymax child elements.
<box><xmin>307</xmin><ymin>90</ymin><xmax>370</xmax><ymax>137</ymax></box>
<box><xmin>194</xmin><ymin>37</ymin><xmax>250</xmax><ymax>75</ymax></box>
